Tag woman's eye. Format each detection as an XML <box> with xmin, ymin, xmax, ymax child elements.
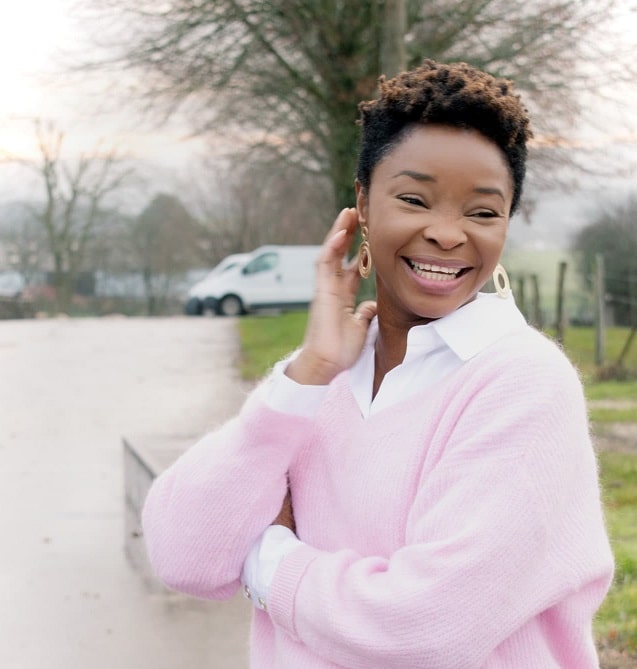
<box><xmin>398</xmin><ymin>195</ymin><xmax>426</xmax><ymax>207</ymax></box>
<box><xmin>470</xmin><ymin>210</ymin><xmax>499</xmax><ymax>219</ymax></box>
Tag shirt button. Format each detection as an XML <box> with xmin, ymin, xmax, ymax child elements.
<box><xmin>258</xmin><ymin>597</ymin><xmax>267</xmax><ymax>611</ymax></box>
<box><xmin>243</xmin><ymin>585</ymin><xmax>252</xmax><ymax>600</ymax></box>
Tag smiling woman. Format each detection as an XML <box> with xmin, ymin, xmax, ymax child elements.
<box><xmin>142</xmin><ymin>59</ymin><xmax>614</xmax><ymax>669</ymax></box>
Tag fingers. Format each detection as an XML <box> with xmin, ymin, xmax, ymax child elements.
<box><xmin>324</xmin><ymin>208</ymin><xmax>358</xmax><ymax>259</ymax></box>
<box><xmin>324</xmin><ymin>207</ymin><xmax>358</xmax><ymax>243</ymax></box>
<box><xmin>344</xmin><ymin>258</ymin><xmax>361</xmax><ymax>297</ymax></box>
<box><xmin>316</xmin><ymin>208</ymin><xmax>358</xmax><ymax>283</ymax></box>
<box><xmin>354</xmin><ymin>300</ymin><xmax>377</xmax><ymax>323</ymax></box>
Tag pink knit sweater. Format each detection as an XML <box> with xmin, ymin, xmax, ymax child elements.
<box><xmin>142</xmin><ymin>326</ymin><xmax>613</xmax><ymax>668</ymax></box>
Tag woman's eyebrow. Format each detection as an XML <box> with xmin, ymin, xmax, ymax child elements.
<box><xmin>474</xmin><ymin>187</ymin><xmax>505</xmax><ymax>201</ymax></box>
<box><xmin>392</xmin><ymin>170</ymin><xmax>436</xmax><ymax>182</ymax></box>
<box><xmin>392</xmin><ymin>170</ymin><xmax>506</xmax><ymax>202</ymax></box>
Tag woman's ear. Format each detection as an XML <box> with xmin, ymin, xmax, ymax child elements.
<box><xmin>355</xmin><ymin>179</ymin><xmax>368</xmax><ymax>226</ymax></box>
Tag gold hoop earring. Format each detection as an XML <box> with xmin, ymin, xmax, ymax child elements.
<box><xmin>492</xmin><ymin>263</ymin><xmax>510</xmax><ymax>299</ymax></box>
<box><xmin>358</xmin><ymin>226</ymin><xmax>373</xmax><ymax>279</ymax></box>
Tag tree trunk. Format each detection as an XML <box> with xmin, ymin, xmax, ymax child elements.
<box><xmin>142</xmin><ymin>268</ymin><xmax>156</xmax><ymax>316</ymax></box>
<box><xmin>328</xmin><ymin>112</ymin><xmax>362</xmax><ymax>212</ymax></box>
<box><xmin>381</xmin><ymin>0</ymin><xmax>406</xmax><ymax>77</ymax></box>
<box><xmin>52</xmin><ymin>252</ymin><xmax>73</xmax><ymax>313</ymax></box>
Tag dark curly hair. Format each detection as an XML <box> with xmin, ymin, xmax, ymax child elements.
<box><xmin>356</xmin><ymin>60</ymin><xmax>533</xmax><ymax>214</ymax></box>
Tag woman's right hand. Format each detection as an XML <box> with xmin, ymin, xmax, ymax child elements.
<box><xmin>285</xmin><ymin>207</ymin><xmax>377</xmax><ymax>386</ymax></box>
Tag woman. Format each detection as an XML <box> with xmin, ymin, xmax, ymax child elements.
<box><xmin>142</xmin><ymin>60</ymin><xmax>614</xmax><ymax>668</ymax></box>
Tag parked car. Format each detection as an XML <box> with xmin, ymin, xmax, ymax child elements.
<box><xmin>185</xmin><ymin>245</ymin><xmax>321</xmax><ymax>316</ymax></box>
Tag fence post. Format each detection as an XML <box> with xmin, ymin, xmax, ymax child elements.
<box><xmin>556</xmin><ymin>261</ymin><xmax>567</xmax><ymax>345</ymax></box>
<box><xmin>530</xmin><ymin>274</ymin><xmax>543</xmax><ymax>329</ymax></box>
<box><xmin>616</xmin><ymin>270</ymin><xmax>637</xmax><ymax>368</ymax></box>
<box><xmin>516</xmin><ymin>274</ymin><xmax>526</xmax><ymax>319</ymax></box>
<box><xmin>594</xmin><ymin>254</ymin><xmax>606</xmax><ymax>367</ymax></box>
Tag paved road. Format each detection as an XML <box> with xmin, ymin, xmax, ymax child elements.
<box><xmin>0</xmin><ymin>317</ymin><xmax>251</xmax><ymax>669</ymax></box>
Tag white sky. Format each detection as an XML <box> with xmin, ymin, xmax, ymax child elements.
<box><xmin>0</xmin><ymin>0</ymin><xmax>205</xmax><ymax>192</ymax></box>
<box><xmin>0</xmin><ymin>0</ymin><xmax>635</xmax><ymax>203</ymax></box>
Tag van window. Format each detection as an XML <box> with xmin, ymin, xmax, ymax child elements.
<box><xmin>243</xmin><ymin>252</ymin><xmax>279</xmax><ymax>275</ymax></box>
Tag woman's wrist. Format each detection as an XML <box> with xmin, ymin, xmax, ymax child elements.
<box><xmin>284</xmin><ymin>350</ymin><xmax>340</xmax><ymax>386</ymax></box>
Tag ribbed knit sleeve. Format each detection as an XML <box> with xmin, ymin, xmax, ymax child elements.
<box><xmin>141</xmin><ymin>379</ymin><xmax>315</xmax><ymax>600</ymax></box>
<box><xmin>266</xmin><ymin>335</ymin><xmax>614</xmax><ymax>669</ymax></box>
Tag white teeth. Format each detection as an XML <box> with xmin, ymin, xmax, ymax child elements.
<box><xmin>409</xmin><ymin>260</ymin><xmax>461</xmax><ymax>279</ymax></box>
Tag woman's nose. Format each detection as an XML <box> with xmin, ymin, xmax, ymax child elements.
<box><xmin>423</xmin><ymin>218</ymin><xmax>468</xmax><ymax>250</ymax></box>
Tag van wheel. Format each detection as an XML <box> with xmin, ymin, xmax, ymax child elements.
<box><xmin>184</xmin><ymin>297</ymin><xmax>203</xmax><ymax>316</ymax></box>
<box><xmin>218</xmin><ymin>295</ymin><xmax>244</xmax><ymax>317</ymax></box>
<box><xmin>203</xmin><ymin>297</ymin><xmax>218</xmax><ymax>314</ymax></box>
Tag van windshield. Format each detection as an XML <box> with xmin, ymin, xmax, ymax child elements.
<box><xmin>221</xmin><ymin>262</ymin><xmax>240</xmax><ymax>273</ymax></box>
<box><xmin>243</xmin><ymin>253</ymin><xmax>279</xmax><ymax>275</ymax></box>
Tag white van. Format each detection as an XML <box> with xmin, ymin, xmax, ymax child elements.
<box><xmin>185</xmin><ymin>245</ymin><xmax>321</xmax><ymax>316</ymax></box>
<box><xmin>184</xmin><ymin>253</ymin><xmax>251</xmax><ymax>315</ymax></box>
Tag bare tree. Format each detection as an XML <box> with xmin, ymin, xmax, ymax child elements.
<box><xmin>78</xmin><ymin>0</ymin><xmax>633</xmax><ymax>214</ymax></box>
<box><xmin>23</xmin><ymin>120</ymin><xmax>133</xmax><ymax>311</ymax></box>
<box><xmin>184</xmin><ymin>155</ymin><xmax>332</xmax><ymax>261</ymax></box>
<box><xmin>131</xmin><ymin>192</ymin><xmax>204</xmax><ymax>314</ymax></box>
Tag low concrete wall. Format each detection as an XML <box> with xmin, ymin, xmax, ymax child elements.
<box><xmin>123</xmin><ymin>436</ymin><xmax>194</xmax><ymax>590</ymax></box>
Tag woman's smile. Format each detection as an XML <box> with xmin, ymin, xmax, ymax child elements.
<box><xmin>402</xmin><ymin>256</ymin><xmax>472</xmax><ymax>293</ymax></box>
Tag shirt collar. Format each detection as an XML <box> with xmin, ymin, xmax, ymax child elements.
<box><xmin>430</xmin><ymin>292</ymin><xmax>527</xmax><ymax>361</ymax></box>
<box><xmin>363</xmin><ymin>292</ymin><xmax>526</xmax><ymax>363</ymax></box>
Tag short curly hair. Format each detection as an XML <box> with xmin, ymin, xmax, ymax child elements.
<box><xmin>356</xmin><ymin>60</ymin><xmax>533</xmax><ymax>214</ymax></box>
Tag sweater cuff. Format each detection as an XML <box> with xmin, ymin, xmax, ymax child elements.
<box><xmin>267</xmin><ymin>544</ymin><xmax>322</xmax><ymax>640</ymax></box>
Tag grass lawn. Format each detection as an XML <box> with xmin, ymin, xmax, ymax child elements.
<box><xmin>237</xmin><ymin>311</ymin><xmax>308</xmax><ymax>380</ymax></box>
<box><xmin>559</xmin><ymin>327</ymin><xmax>637</xmax><ymax>424</ymax></box>
<box><xmin>559</xmin><ymin>326</ymin><xmax>637</xmax><ymax>382</ymax></box>
<box><xmin>596</xmin><ymin>451</ymin><xmax>637</xmax><ymax>655</ymax></box>
<box><xmin>238</xmin><ymin>313</ymin><xmax>637</xmax><ymax>657</ymax></box>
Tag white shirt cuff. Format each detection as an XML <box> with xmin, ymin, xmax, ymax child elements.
<box><xmin>241</xmin><ymin>525</ymin><xmax>304</xmax><ymax>611</ymax></box>
<box><xmin>264</xmin><ymin>353</ymin><xmax>329</xmax><ymax>418</ymax></box>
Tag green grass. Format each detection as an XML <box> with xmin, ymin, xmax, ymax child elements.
<box><xmin>590</xmin><ymin>408</ymin><xmax>637</xmax><ymax>423</ymax></box>
<box><xmin>556</xmin><ymin>327</ymin><xmax>637</xmax><ymax>423</ymax></box>
<box><xmin>595</xmin><ymin>452</ymin><xmax>637</xmax><ymax>653</ymax></box>
<box><xmin>586</xmin><ymin>381</ymin><xmax>637</xmax><ymax>401</ymax></box>
<box><xmin>237</xmin><ymin>311</ymin><xmax>308</xmax><ymax>380</ymax></box>
<box><xmin>557</xmin><ymin>326</ymin><xmax>637</xmax><ymax>382</ymax></box>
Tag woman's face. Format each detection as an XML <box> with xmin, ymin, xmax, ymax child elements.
<box><xmin>356</xmin><ymin>124</ymin><xmax>513</xmax><ymax>328</ymax></box>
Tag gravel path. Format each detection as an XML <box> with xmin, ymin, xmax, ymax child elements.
<box><xmin>0</xmin><ymin>317</ymin><xmax>251</xmax><ymax>669</ymax></box>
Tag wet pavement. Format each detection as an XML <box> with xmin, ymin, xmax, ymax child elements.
<box><xmin>0</xmin><ymin>317</ymin><xmax>251</xmax><ymax>669</ymax></box>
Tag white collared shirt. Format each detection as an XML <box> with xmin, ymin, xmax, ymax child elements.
<box><xmin>241</xmin><ymin>292</ymin><xmax>528</xmax><ymax>610</ymax></box>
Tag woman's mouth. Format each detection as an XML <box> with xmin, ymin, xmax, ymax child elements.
<box><xmin>405</xmin><ymin>258</ymin><xmax>469</xmax><ymax>281</ymax></box>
